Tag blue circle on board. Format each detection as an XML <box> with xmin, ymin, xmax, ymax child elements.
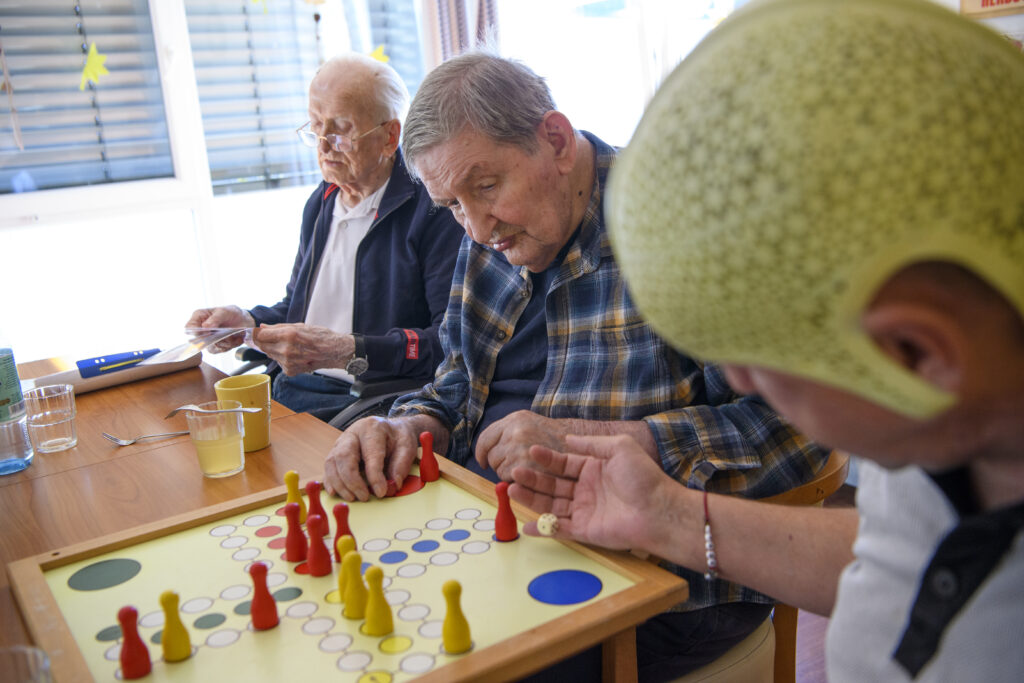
<box><xmin>379</xmin><ymin>551</ymin><xmax>408</xmax><ymax>564</ymax></box>
<box><xmin>412</xmin><ymin>540</ymin><xmax>440</xmax><ymax>553</ymax></box>
<box><xmin>443</xmin><ymin>529</ymin><xmax>470</xmax><ymax>542</ymax></box>
<box><xmin>528</xmin><ymin>570</ymin><xmax>603</xmax><ymax>605</ymax></box>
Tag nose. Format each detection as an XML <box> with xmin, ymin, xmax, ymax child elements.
<box><xmin>459</xmin><ymin>201</ymin><xmax>497</xmax><ymax>244</ymax></box>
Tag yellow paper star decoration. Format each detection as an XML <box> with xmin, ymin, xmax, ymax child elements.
<box><xmin>79</xmin><ymin>42</ymin><xmax>109</xmax><ymax>90</ymax></box>
<box><xmin>369</xmin><ymin>45</ymin><xmax>390</xmax><ymax>63</ymax></box>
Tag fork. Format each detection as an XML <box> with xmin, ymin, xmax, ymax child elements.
<box><xmin>164</xmin><ymin>404</ymin><xmax>262</xmax><ymax>419</ymax></box>
<box><xmin>101</xmin><ymin>431</ymin><xmax>190</xmax><ymax>446</ymax></box>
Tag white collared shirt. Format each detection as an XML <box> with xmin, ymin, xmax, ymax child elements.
<box><xmin>305</xmin><ymin>180</ymin><xmax>389</xmax><ymax>381</ymax></box>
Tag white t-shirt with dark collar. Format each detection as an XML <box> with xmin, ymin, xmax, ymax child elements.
<box><xmin>304</xmin><ymin>180</ymin><xmax>389</xmax><ymax>382</ymax></box>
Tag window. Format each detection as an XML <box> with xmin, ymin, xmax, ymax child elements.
<box><xmin>184</xmin><ymin>0</ymin><xmax>322</xmax><ymax>195</ymax></box>
<box><xmin>0</xmin><ymin>0</ymin><xmax>173</xmax><ymax>194</ymax></box>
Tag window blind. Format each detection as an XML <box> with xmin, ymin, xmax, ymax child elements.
<box><xmin>366</xmin><ymin>0</ymin><xmax>424</xmax><ymax>95</ymax></box>
<box><xmin>184</xmin><ymin>0</ymin><xmax>321</xmax><ymax>195</ymax></box>
<box><xmin>0</xmin><ymin>0</ymin><xmax>173</xmax><ymax>195</ymax></box>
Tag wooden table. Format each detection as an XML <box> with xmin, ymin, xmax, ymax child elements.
<box><xmin>3</xmin><ymin>360</ymin><xmax>688</xmax><ymax>682</ymax></box>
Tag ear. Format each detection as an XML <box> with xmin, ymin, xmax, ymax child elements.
<box><xmin>539</xmin><ymin>111</ymin><xmax>576</xmax><ymax>174</ymax></box>
<box><xmin>861</xmin><ymin>303</ymin><xmax>968</xmax><ymax>393</ymax></box>
<box><xmin>383</xmin><ymin>119</ymin><xmax>401</xmax><ymax>156</ymax></box>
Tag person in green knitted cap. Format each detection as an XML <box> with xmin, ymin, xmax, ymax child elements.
<box><xmin>510</xmin><ymin>0</ymin><xmax>1024</xmax><ymax>679</ymax></box>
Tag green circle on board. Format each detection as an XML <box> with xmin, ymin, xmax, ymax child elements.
<box><xmin>272</xmin><ymin>587</ymin><xmax>302</xmax><ymax>602</ymax></box>
<box><xmin>95</xmin><ymin>625</ymin><xmax>122</xmax><ymax>642</ymax></box>
<box><xmin>68</xmin><ymin>559</ymin><xmax>142</xmax><ymax>591</ymax></box>
<box><xmin>194</xmin><ymin>613</ymin><xmax>227</xmax><ymax>629</ymax></box>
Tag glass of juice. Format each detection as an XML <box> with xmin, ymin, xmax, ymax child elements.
<box><xmin>185</xmin><ymin>400</ymin><xmax>245</xmax><ymax>478</ymax></box>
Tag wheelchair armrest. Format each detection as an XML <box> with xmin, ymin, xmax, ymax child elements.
<box><xmin>349</xmin><ymin>377</ymin><xmax>425</xmax><ymax>399</ymax></box>
<box><xmin>231</xmin><ymin>346</ymin><xmax>271</xmax><ymax>376</ymax></box>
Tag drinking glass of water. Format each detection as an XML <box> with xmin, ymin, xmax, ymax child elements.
<box><xmin>24</xmin><ymin>384</ymin><xmax>78</xmax><ymax>453</ymax></box>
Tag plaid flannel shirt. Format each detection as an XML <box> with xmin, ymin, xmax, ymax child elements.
<box><xmin>392</xmin><ymin>132</ymin><xmax>829</xmax><ymax>610</ymax></box>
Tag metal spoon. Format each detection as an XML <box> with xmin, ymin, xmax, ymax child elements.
<box><xmin>165</xmin><ymin>404</ymin><xmax>262</xmax><ymax>419</ymax></box>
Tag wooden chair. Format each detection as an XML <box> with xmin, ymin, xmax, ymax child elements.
<box><xmin>673</xmin><ymin>451</ymin><xmax>851</xmax><ymax>683</ymax></box>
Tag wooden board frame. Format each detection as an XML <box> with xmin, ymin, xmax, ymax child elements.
<box><xmin>8</xmin><ymin>457</ymin><xmax>688</xmax><ymax>683</ymax></box>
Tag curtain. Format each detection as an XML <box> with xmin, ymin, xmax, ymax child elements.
<box><xmin>421</xmin><ymin>0</ymin><xmax>499</xmax><ymax>70</ymax></box>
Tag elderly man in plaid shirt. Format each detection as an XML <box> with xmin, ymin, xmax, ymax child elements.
<box><xmin>323</xmin><ymin>52</ymin><xmax>830</xmax><ymax>680</ymax></box>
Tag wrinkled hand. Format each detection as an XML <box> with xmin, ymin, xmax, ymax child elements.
<box><xmin>323</xmin><ymin>415</ymin><xmax>446</xmax><ymax>501</ymax></box>
<box><xmin>509</xmin><ymin>434</ymin><xmax>684</xmax><ymax>554</ymax></box>
<box><xmin>185</xmin><ymin>305</ymin><xmax>254</xmax><ymax>353</ymax></box>
<box><xmin>474</xmin><ymin>411</ymin><xmax>575</xmax><ymax>481</ymax></box>
<box><xmin>251</xmin><ymin>324</ymin><xmax>354</xmax><ymax>376</ymax></box>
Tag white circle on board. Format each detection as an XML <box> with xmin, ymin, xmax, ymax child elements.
<box><xmin>303</xmin><ymin>617</ymin><xmax>335</xmax><ymax>635</ymax></box>
<box><xmin>455</xmin><ymin>508</ymin><xmax>481</xmax><ymax>520</ymax></box>
<box><xmin>398</xmin><ymin>604</ymin><xmax>430</xmax><ymax>621</ymax></box>
<box><xmin>462</xmin><ymin>541</ymin><xmax>490</xmax><ymax>555</ymax></box>
<box><xmin>426</xmin><ymin>518</ymin><xmax>452</xmax><ymax>530</ymax></box>
<box><xmin>337</xmin><ymin>651</ymin><xmax>373</xmax><ymax>671</ymax></box>
<box><xmin>363</xmin><ymin>538</ymin><xmax>390</xmax><ymax>552</ymax></box>
<box><xmin>104</xmin><ymin>644</ymin><xmax>120</xmax><ymax>661</ymax></box>
<box><xmin>401</xmin><ymin>653</ymin><xmax>435</xmax><ymax>674</ymax></box>
<box><xmin>474</xmin><ymin>520</ymin><xmax>495</xmax><ymax>532</ymax></box>
<box><xmin>244</xmin><ymin>514</ymin><xmax>270</xmax><ymax>527</ymax></box>
<box><xmin>209</xmin><ymin>525</ymin><xmax>235</xmax><ymax>537</ymax></box>
<box><xmin>232</xmin><ymin>547</ymin><xmax>261</xmax><ymax>562</ymax></box>
<box><xmin>397</xmin><ymin>564</ymin><xmax>426</xmax><ymax>578</ymax></box>
<box><xmin>320</xmin><ymin>633</ymin><xmax>353</xmax><ymax>652</ymax></box>
<box><xmin>394</xmin><ymin>528</ymin><xmax>421</xmax><ymax>541</ymax></box>
<box><xmin>138</xmin><ymin>611</ymin><xmax>164</xmax><ymax>628</ymax></box>
<box><xmin>286</xmin><ymin>601</ymin><xmax>319</xmax><ymax>618</ymax></box>
<box><xmin>430</xmin><ymin>552</ymin><xmax>458</xmax><ymax>566</ymax></box>
<box><xmin>386</xmin><ymin>589</ymin><xmax>411</xmax><ymax>605</ymax></box>
<box><xmin>206</xmin><ymin>629</ymin><xmax>241</xmax><ymax>647</ymax></box>
<box><xmin>220</xmin><ymin>536</ymin><xmax>248</xmax><ymax>549</ymax></box>
<box><xmin>266</xmin><ymin>572</ymin><xmax>288</xmax><ymax>588</ymax></box>
<box><xmin>181</xmin><ymin>597</ymin><xmax>213</xmax><ymax>613</ymax></box>
<box><xmin>220</xmin><ymin>584</ymin><xmax>250</xmax><ymax>601</ymax></box>
<box><xmin>419</xmin><ymin>620</ymin><xmax>443</xmax><ymax>638</ymax></box>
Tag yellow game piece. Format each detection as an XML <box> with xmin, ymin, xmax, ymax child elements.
<box><xmin>342</xmin><ymin>552</ymin><xmax>367</xmax><ymax>619</ymax></box>
<box><xmin>363</xmin><ymin>566</ymin><xmax>393</xmax><ymax>636</ymax></box>
<box><xmin>336</xmin><ymin>536</ymin><xmax>356</xmax><ymax>600</ymax></box>
<box><xmin>442</xmin><ymin>580</ymin><xmax>472</xmax><ymax>654</ymax></box>
<box><xmin>159</xmin><ymin>590</ymin><xmax>191</xmax><ymax>662</ymax></box>
<box><xmin>284</xmin><ymin>470</ymin><xmax>307</xmax><ymax>523</ymax></box>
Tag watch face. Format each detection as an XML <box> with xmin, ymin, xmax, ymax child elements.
<box><xmin>346</xmin><ymin>357</ymin><xmax>369</xmax><ymax>376</ymax></box>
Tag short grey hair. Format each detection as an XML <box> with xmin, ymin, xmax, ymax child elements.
<box><xmin>402</xmin><ymin>52</ymin><xmax>556</xmax><ymax>179</ymax></box>
<box><xmin>316</xmin><ymin>54</ymin><xmax>410</xmax><ymax>122</ymax></box>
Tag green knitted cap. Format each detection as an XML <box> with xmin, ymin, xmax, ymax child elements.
<box><xmin>609</xmin><ymin>0</ymin><xmax>1024</xmax><ymax>418</ymax></box>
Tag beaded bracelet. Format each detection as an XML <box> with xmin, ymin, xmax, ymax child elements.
<box><xmin>703</xmin><ymin>490</ymin><xmax>719</xmax><ymax>581</ymax></box>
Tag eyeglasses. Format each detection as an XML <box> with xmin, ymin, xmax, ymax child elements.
<box><xmin>296</xmin><ymin>121</ymin><xmax>388</xmax><ymax>152</ymax></box>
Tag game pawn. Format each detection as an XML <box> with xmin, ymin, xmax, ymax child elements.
<box><xmin>336</xmin><ymin>535</ymin><xmax>356</xmax><ymax>598</ymax></box>
<box><xmin>341</xmin><ymin>551</ymin><xmax>368</xmax><ymax>619</ymax></box>
<box><xmin>494</xmin><ymin>481</ymin><xmax>519</xmax><ymax>541</ymax></box>
<box><xmin>284</xmin><ymin>501</ymin><xmax>308</xmax><ymax>562</ymax></box>
<box><xmin>363</xmin><ymin>566</ymin><xmax>394</xmax><ymax>636</ymax></box>
<box><xmin>249</xmin><ymin>561</ymin><xmax>279</xmax><ymax>630</ymax></box>
<box><xmin>442</xmin><ymin>580</ymin><xmax>472</xmax><ymax>654</ymax></box>
<box><xmin>419</xmin><ymin>430</ymin><xmax>439</xmax><ymax>482</ymax></box>
<box><xmin>117</xmin><ymin>605</ymin><xmax>152</xmax><ymax>679</ymax></box>
<box><xmin>284</xmin><ymin>469</ymin><xmax>308</xmax><ymax>523</ymax></box>
<box><xmin>333</xmin><ymin>502</ymin><xmax>354</xmax><ymax>561</ymax></box>
<box><xmin>159</xmin><ymin>590</ymin><xmax>192</xmax><ymax>662</ymax></box>
<box><xmin>306</xmin><ymin>514</ymin><xmax>333</xmax><ymax>576</ymax></box>
<box><xmin>306</xmin><ymin>480</ymin><xmax>330</xmax><ymax>536</ymax></box>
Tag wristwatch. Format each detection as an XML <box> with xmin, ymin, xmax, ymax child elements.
<box><xmin>345</xmin><ymin>333</ymin><xmax>369</xmax><ymax>376</ymax></box>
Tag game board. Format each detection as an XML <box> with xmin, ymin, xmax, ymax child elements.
<box><xmin>9</xmin><ymin>458</ymin><xmax>688</xmax><ymax>682</ymax></box>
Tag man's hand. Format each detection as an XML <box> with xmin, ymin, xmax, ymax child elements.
<box><xmin>474</xmin><ymin>411</ymin><xmax>578</xmax><ymax>481</ymax></box>
<box><xmin>251</xmin><ymin>323</ymin><xmax>355</xmax><ymax>376</ymax></box>
<box><xmin>323</xmin><ymin>414</ymin><xmax>449</xmax><ymax>502</ymax></box>
<box><xmin>509</xmin><ymin>433</ymin><xmax>685</xmax><ymax>554</ymax></box>
<box><xmin>185</xmin><ymin>305</ymin><xmax>254</xmax><ymax>352</ymax></box>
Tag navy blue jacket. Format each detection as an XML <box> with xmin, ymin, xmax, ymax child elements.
<box><xmin>248</xmin><ymin>151</ymin><xmax>463</xmax><ymax>383</ymax></box>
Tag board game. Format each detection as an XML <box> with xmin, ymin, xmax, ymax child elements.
<box><xmin>9</xmin><ymin>457</ymin><xmax>688</xmax><ymax>682</ymax></box>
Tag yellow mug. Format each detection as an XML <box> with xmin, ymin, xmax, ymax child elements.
<box><xmin>214</xmin><ymin>374</ymin><xmax>271</xmax><ymax>452</ymax></box>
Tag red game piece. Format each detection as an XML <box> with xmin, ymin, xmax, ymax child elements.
<box><xmin>419</xmin><ymin>431</ymin><xmax>439</xmax><ymax>482</ymax></box>
<box><xmin>305</xmin><ymin>514</ymin><xmax>333</xmax><ymax>576</ymax></box>
<box><xmin>117</xmin><ymin>605</ymin><xmax>151</xmax><ymax>679</ymax></box>
<box><xmin>494</xmin><ymin>481</ymin><xmax>519</xmax><ymax>542</ymax></box>
<box><xmin>306</xmin><ymin>480</ymin><xmax>329</xmax><ymax>536</ymax></box>
<box><xmin>384</xmin><ymin>479</ymin><xmax>398</xmax><ymax>497</ymax></box>
<box><xmin>332</xmin><ymin>502</ymin><xmax>353</xmax><ymax>562</ymax></box>
<box><xmin>284</xmin><ymin>502</ymin><xmax>307</xmax><ymax>562</ymax></box>
<box><xmin>249</xmin><ymin>562</ymin><xmax>279</xmax><ymax>630</ymax></box>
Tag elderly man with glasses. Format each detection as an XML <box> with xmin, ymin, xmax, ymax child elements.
<box><xmin>187</xmin><ymin>53</ymin><xmax>463</xmax><ymax>420</ymax></box>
